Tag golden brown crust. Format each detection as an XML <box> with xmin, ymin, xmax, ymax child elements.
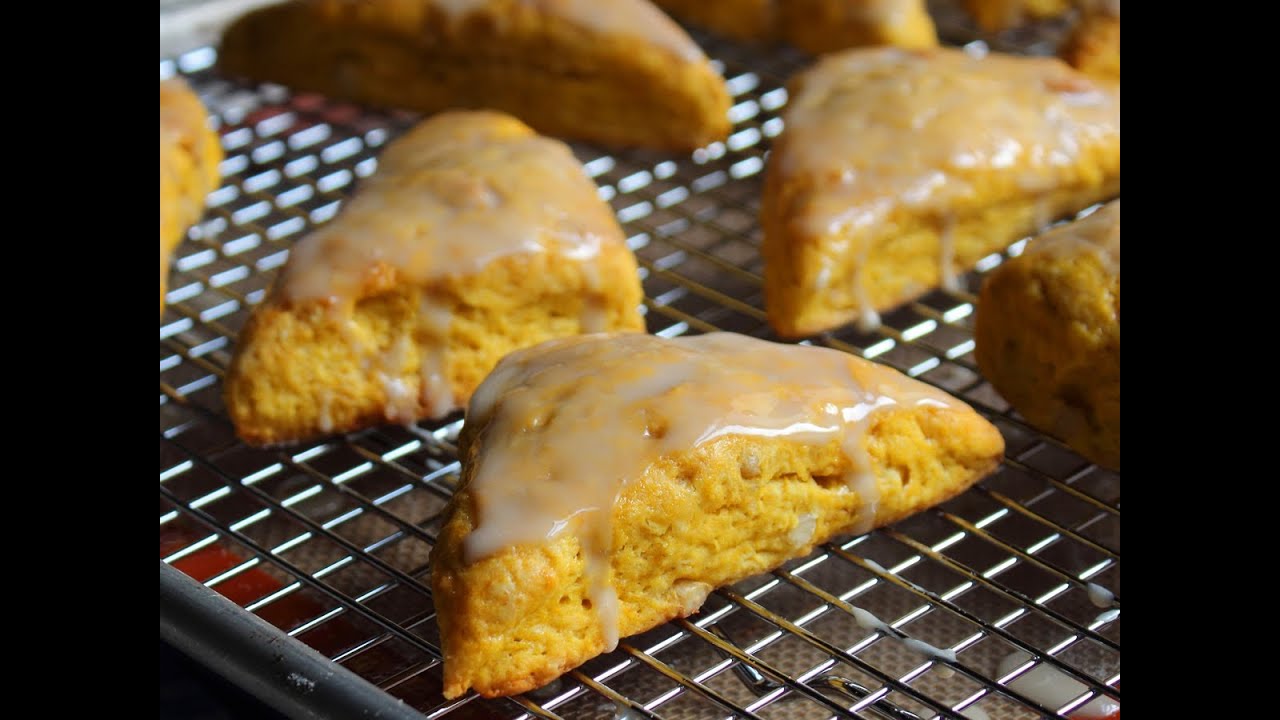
<box><xmin>652</xmin><ymin>0</ymin><xmax>938</xmax><ymax>53</ymax></box>
<box><xmin>760</xmin><ymin>48</ymin><xmax>1120</xmax><ymax>337</ymax></box>
<box><xmin>975</xmin><ymin>203</ymin><xmax>1119</xmax><ymax>468</ymax></box>
<box><xmin>160</xmin><ymin>79</ymin><xmax>222</xmax><ymax>313</ymax></box>
<box><xmin>225</xmin><ymin>248</ymin><xmax>645</xmax><ymax>446</ymax></box>
<box><xmin>431</xmin><ymin>390</ymin><xmax>1003</xmax><ymax>698</ymax></box>
<box><xmin>219</xmin><ymin>0</ymin><xmax>730</xmax><ymax>150</ymax></box>
<box><xmin>963</xmin><ymin>0</ymin><xmax>1071</xmax><ymax>32</ymax></box>
<box><xmin>780</xmin><ymin>0</ymin><xmax>938</xmax><ymax>53</ymax></box>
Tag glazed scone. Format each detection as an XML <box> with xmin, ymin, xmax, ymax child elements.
<box><xmin>431</xmin><ymin>332</ymin><xmax>1005</xmax><ymax>698</ymax></box>
<box><xmin>160</xmin><ymin>78</ymin><xmax>222</xmax><ymax>313</ymax></box>
<box><xmin>223</xmin><ymin>111</ymin><xmax>645</xmax><ymax>446</ymax></box>
<box><xmin>1061</xmin><ymin>1</ymin><xmax>1119</xmax><ymax>81</ymax></box>
<box><xmin>761</xmin><ymin>47</ymin><xmax>1120</xmax><ymax>337</ymax></box>
<box><xmin>975</xmin><ymin>201</ymin><xmax>1119</xmax><ymax>469</ymax></box>
<box><xmin>652</xmin><ymin>0</ymin><xmax>938</xmax><ymax>53</ymax></box>
<box><xmin>962</xmin><ymin>0</ymin><xmax>1070</xmax><ymax>31</ymax></box>
<box><xmin>219</xmin><ymin>0</ymin><xmax>730</xmax><ymax>151</ymax></box>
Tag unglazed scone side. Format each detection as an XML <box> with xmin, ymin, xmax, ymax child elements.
<box><xmin>651</xmin><ymin>0</ymin><xmax>937</xmax><ymax>53</ymax></box>
<box><xmin>223</xmin><ymin>111</ymin><xmax>645</xmax><ymax>446</ymax></box>
<box><xmin>225</xmin><ymin>249</ymin><xmax>644</xmax><ymax>445</ymax></box>
<box><xmin>218</xmin><ymin>0</ymin><xmax>730</xmax><ymax>150</ymax></box>
<box><xmin>429</xmin><ymin>332</ymin><xmax>1004</xmax><ymax>699</ymax></box>
<box><xmin>762</xmin><ymin>184</ymin><xmax>1118</xmax><ymax>337</ymax></box>
<box><xmin>1061</xmin><ymin>4</ymin><xmax>1120</xmax><ymax>81</ymax></box>
<box><xmin>160</xmin><ymin>78</ymin><xmax>222</xmax><ymax>313</ymax></box>
<box><xmin>761</xmin><ymin>47</ymin><xmax>1120</xmax><ymax>337</ymax></box>
<box><xmin>975</xmin><ymin>201</ymin><xmax>1119</xmax><ymax>468</ymax></box>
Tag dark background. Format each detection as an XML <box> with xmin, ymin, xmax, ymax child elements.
<box><xmin>160</xmin><ymin>640</ymin><xmax>286</xmax><ymax>719</ymax></box>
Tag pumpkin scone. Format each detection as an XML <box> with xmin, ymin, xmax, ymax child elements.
<box><xmin>761</xmin><ymin>47</ymin><xmax>1120</xmax><ymax>337</ymax></box>
<box><xmin>976</xmin><ymin>201</ymin><xmax>1119</xmax><ymax>469</ymax></box>
<box><xmin>160</xmin><ymin>78</ymin><xmax>222</xmax><ymax>313</ymax></box>
<box><xmin>962</xmin><ymin>0</ymin><xmax>1071</xmax><ymax>32</ymax></box>
<box><xmin>1061</xmin><ymin>1</ymin><xmax>1119</xmax><ymax>81</ymax></box>
<box><xmin>218</xmin><ymin>0</ymin><xmax>730</xmax><ymax>151</ymax></box>
<box><xmin>651</xmin><ymin>0</ymin><xmax>938</xmax><ymax>53</ymax></box>
<box><xmin>431</xmin><ymin>331</ymin><xmax>1004</xmax><ymax>698</ymax></box>
<box><xmin>223</xmin><ymin>111</ymin><xmax>644</xmax><ymax>446</ymax></box>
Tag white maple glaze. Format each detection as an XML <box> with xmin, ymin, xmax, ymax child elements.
<box><xmin>1094</xmin><ymin>608</ymin><xmax>1120</xmax><ymax>625</ymax></box>
<box><xmin>1085</xmin><ymin>581</ymin><xmax>1116</xmax><ymax>608</ymax></box>
<box><xmin>1023</xmin><ymin>200</ymin><xmax>1119</xmax><ymax>276</ymax></box>
<box><xmin>774</xmin><ymin>47</ymin><xmax>1120</xmax><ymax>321</ymax></box>
<box><xmin>264</xmin><ymin>112</ymin><xmax>627</xmax><ymax>420</ymax></box>
<box><xmin>459</xmin><ymin>332</ymin><xmax>961</xmax><ymax>646</ymax></box>
<box><xmin>277</xmin><ymin>113</ymin><xmax>622</xmax><ymax>305</ymax></box>
<box><xmin>780</xmin><ymin>49</ymin><xmax>1118</xmax><ymax>238</ymax></box>
<box><xmin>902</xmin><ymin>637</ymin><xmax>958</xmax><ymax>666</ymax></box>
<box><xmin>998</xmin><ymin>652</ymin><xmax>1119</xmax><ymax>718</ymax></box>
<box><xmin>850</xmin><ymin>602</ymin><xmax>956</xmax><ymax>673</ymax></box>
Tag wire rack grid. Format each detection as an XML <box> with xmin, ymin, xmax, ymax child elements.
<box><xmin>159</xmin><ymin>23</ymin><xmax>1119</xmax><ymax>720</ymax></box>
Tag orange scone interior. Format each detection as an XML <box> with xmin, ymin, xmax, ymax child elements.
<box><xmin>224</xmin><ymin>111</ymin><xmax>644</xmax><ymax>446</ymax></box>
<box><xmin>976</xmin><ymin>201</ymin><xmax>1119</xmax><ymax>469</ymax></box>
<box><xmin>651</xmin><ymin>0</ymin><xmax>938</xmax><ymax>53</ymax></box>
<box><xmin>160</xmin><ymin>78</ymin><xmax>222</xmax><ymax>312</ymax></box>
<box><xmin>431</xmin><ymin>332</ymin><xmax>1004</xmax><ymax>698</ymax></box>
<box><xmin>762</xmin><ymin>47</ymin><xmax>1120</xmax><ymax>337</ymax></box>
<box><xmin>219</xmin><ymin>0</ymin><xmax>730</xmax><ymax>150</ymax></box>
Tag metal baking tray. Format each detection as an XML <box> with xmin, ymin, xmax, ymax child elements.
<box><xmin>159</xmin><ymin>14</ymin><xmax>1119</xmax><ymax>719</ymax></box>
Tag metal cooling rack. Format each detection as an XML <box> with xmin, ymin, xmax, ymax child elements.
<box><xmin>159</xmin><ymin>21</ymin><xmax>1119</xmax><ymax>720</ymax></box>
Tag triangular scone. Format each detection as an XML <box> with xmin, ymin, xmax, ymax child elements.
<box><xmin>431</xmin><ymin>332</ymin><xmax>1004</xmax><ymax>699</ymax></box>
<box><xmin>651</xmin><ymin>0</ymin><xmax>937</xmax><ymax>53</ymax></box>
<box><xmin>761</xmin><ymin>47</ymin><xmax>1120</xmax><ymax>337</ymax></box>
<box><xmin>224</xmin><ymin>111</ymin><xmax>645</xmax><ymax>446</ymax></box>
<box><xmin>977</xmin><ymin>201</ymin><xmax>1119</xmax><ymax>468</ymax></box>
<box><xmin>160</xmin><ymin>78</ymin><xmax>222</xmax><ymax>313</ymax></box>
<box><xmin>218</xmin><ymin>0</ymin><xmax>730</xmax><ymax>151</ymax></box>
